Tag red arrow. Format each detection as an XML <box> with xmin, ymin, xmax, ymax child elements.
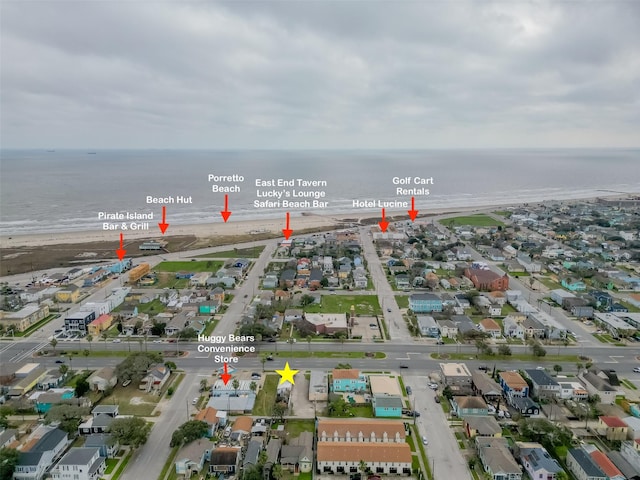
<box><xmin>378</xmin><ymin>208</ymin><xmax>389</xmax><ymax>232</ymax></box>
<box><xmin>158</xmin><ymin>206</ymin><xmax>169</xmax><ymax>234</ymax></box>
<box><xmin>220</xmin><ymin>194</ymin><xmax>232</xmax><ymax>223</ymax></box>
<box><xmin>116</xmin><ymin>233</ymin><xmax>127</xmax><ymax>261</ymax></box>
<box><xmin>408</xmin><ymin>197</ymin><xmax>419</xmax><ymax>221</ymax></box>
<box><xmin>282</xmin><ymin>212</ymin><xmax>293</xmax><ymax>239</ymax></box>
<box><xmin>220</xmin><ymin>362</ymin><xmax>232</xmax><ymax>386</ymax></box>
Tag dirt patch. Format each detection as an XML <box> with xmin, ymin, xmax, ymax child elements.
<box><xmin>130</xmin><ymin>396</ymin><xmax>153</xmax><ymax>405</ymax></box>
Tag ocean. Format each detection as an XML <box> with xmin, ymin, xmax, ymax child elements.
<box><xmin>1</xmin><ymin>149</ymin><xmax>639</xmax><ymax>236</ymax></box>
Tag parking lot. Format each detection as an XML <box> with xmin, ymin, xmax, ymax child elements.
<box><xmin>350</xmin><ymin>315</ymin><xmax>381</xmax><ymax>341</ymax></box>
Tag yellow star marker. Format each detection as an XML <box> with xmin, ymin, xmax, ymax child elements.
<box><xmin>275</xmin><ymin>362</ymin><xmax>299</xmax><ymax>385</ymax></box>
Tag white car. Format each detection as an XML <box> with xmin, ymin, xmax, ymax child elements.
<box><xmin>633</xmin><ymin>367</ymin><xmax>640</xmax><ymax>373</ymax></box>
<box><xmin>192</xmin><ymin>397</ymin><xmax>199</xmax><ymax>405</ymax></box>
<box><xmin>422</xmin><ymin>436</ymin><xmax>428</xmax><ymax>445</ymax></box>
<box><xmin>428</xmin><ymin>383</ymin><xmax>438</xmax><ymax>390</ymax></box>
<box><xmin>112</xmin><ymin>339</ymin><xmax>121</xmax><ymax>343</ymax></box>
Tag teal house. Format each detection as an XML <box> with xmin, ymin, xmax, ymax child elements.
<box><xmin>372</xmin><ymin>394</ymin><xmax>403</xmax><ymax>418</ymax></box>
<box><xmin>409</xmin><ymin>293</ymin><xmax>443</xmax><ymax>313</ymax></box>
<box><xmin>332</xmin><ymin>369</ymin><xmax>367</xmax><ymax>393</ymax></box>
<box><xmin>561</xmin><ymin>278</ymin><xmax>587</xmax><ymax>291</ymax></box>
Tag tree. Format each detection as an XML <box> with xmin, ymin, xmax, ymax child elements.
<box><xmin>164</xmin><ymin>361</ymin><xmax>177</xmax><ymax>371</ymax></box>
<box><xmin>45</xmin><ymin>405</ymin><xmax>90</xmax><ymax>435</ymax></box>
<box><xmin>49</xmin><ymin>338</ymin><xmax>58</xmax><ymax>352</ymax></box>
<box><xmin>86</xmin><ymin>334</ymin><xmax>93</xmax><ymax>351</ymax></box>
<box><xmin>169</xmin><ymin>420</ymin><xmax>208</xmax><ymax>447</ymax></box>
<box><xmin>83</xmin><ymin>349</ymin><xmax>90</xmax><ymax>363</ymax></box>
<box><xmin>115</xmin><ymin>352</ymin><xmax>163</xmax><ymax>384</ymax></box>
<box><xmin>249</xmin><ymin>381</ymin><xmax>257</xmax><ymax>394</ymax></box>
<box><xmin>497</xmin><ymin>344</ymin><xmax>512</xmax><ymax>357</ymax></box>
<box><xmin>358</xmin><ymin>459</ymin><xmax>368</xmax><ymax>476</ymax></box>
<box><xmin>306</xmin><ymin>335</ymin><xmax>312</xmax><ymax>352</ymax></box>
<box><xmin>0</xmin><ymin>448</ymin><xmax>19</xmax><ymax>480</ymax></box>
<box><xmin>272</xmin><ymin>402</ymin><xmax>286</xmax><ymax>422</ymax></box>
<box><xmin>110</xmin><ymin>417</ymin><xmax>152</xmax><ymax>448</ymax></box>
<box><xmin>58</xmin><ymin>364</ymin><xmax>69</xmax><ymax>377</ymax></box>
<box><xmin>179</xmin><ymin>327</ymin><xmax>198</xmax><ymax>340</ymax></box>
<box><xmin>576</xmin><ymin>362</ymin><xmax>583</xmax><ymax>373</ymax></box>
<box><xmin>300</xmin><ymin>294</ymin><xmax>315</xmax><ymax>307</ymax></box>
<box><xmin>101</xmin><ymin>332</ymin><xmax>108</xmax><ymax>347</ymax></box>
<box><xmin>475</xmin><ymin>339</ymin><xmax>487</xmax><ymax>355</ymax></box>
<box><xmin>442</xmin><ymin>385</ymin><xmax>454</xmax><ymax>400</ymax></box>
<box><xmin>232</xmin><ymin>378</ymin><xmax>240</xmax><ymax>396</ymax></box>
<box><xmin>75</xmin><ymin>378</ymin><xmax>90</xmax><ymax>398</ymax></box>
<box><xmin>553</xmin><ymin>364</ymin><xmax>563</xmax><ymax>376</ymax></box>
<box><xmin>271</xmin><ymin>463</ymin><xmax>284</xmax><ymax>480</ymax></box>
<box><xmin>199</xmin><ymin>378</ymin><xmax>209</xmax><ymax>392</ymax></box>
<box><xmin>261</xmin><ymin>355</ymin><xmax>267</xmax><ymax>373</ymax></box>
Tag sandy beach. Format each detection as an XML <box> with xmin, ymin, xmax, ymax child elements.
<box><xmin>0</xmin><ymin>206</ymin><xmax>482</xmax><ymax>249</ymax></box>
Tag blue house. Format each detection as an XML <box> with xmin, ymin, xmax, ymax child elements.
<box><xmin>175</xmin><ymin>271</ymin><xmax>195</xmax><ymax>279</ymax></box>
<box><xmin>451</xmin><ymin>396</ymin><xmax>489</xmax><ymax>417</ymax></box>
<box><xmin>332</xmin><ymin>369</ymin><xmax>367</xmax><ymax>392</ymax></box>
<box><xmin>416</xmin><ymin>315</ymin><xmax>440</xmax><ymax>337</ymax></box>
<box><xmin>372</xmin><ymin>394</ymin><xmax>403</xmax><ymax>418</ymax></box>
<box><xmin>409</xmin><ymin>293</ymin><xmax>443</xmax><ymax>313</ymax></box>
<box><xmin>175</xmin><ymin>439</ymin><xmax>214</xmax><ymax>477</ymax></box>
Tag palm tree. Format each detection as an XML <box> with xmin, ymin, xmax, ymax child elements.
<box><xmin>307</xmin><ymin>335</ymin><xmax>312</xmax><ymax>352</ymax></box>
<box><xmin>101</xmin><ymin>332</ymin><xmax>108</xmax><ymax>347</ymax></box>
<box><xmin>261</xmin><ymin>355</ymin><xmax>267</xmax><ymax>373</ymax></box>
<box><xmin>249</xmin><ymin>381</ymin><xmax>257</xmax><ymax>394</ymax></box>
<box><xmin>199</xmin><ymin>378</ymin><xmax>209</xmax><ymax>392</ymax></box>
<box><xmin>576</xmin><ymin>362</ymin><xmax>583</xmax><ymax>373</ymax></box>
<box><xmin>553</xmin><ymin>364</ymin><xmax>562</xmax><ymax>376</ymax></box>
<box><xmin>86</xmin><ymin>334</ymin><xmax>93</xmax><ymax>351</ymax></box>
<box><xmin>232</xmin><ymin>378</ymin><xmax>240</xmax><ymax>397</ymax></box>
<box><xmin>50</xmin><ymin>337</ymin><xmax>58</xmax><ymax>353</ymax></box>
<box><xmin>358</xmin><ymin>459</ymin><xmax>368</xmax><ymax>476</ymax></box>
<box><xmin>59</xmin><ymin>363</ymin><xmax>69</xmax><ymax>377</ymax></box>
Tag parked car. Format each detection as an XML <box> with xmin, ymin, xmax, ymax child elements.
<box><xmin>192</xmin><ymin>397</ymin><xmax>199</xmax><ymax>405</ymax></box>
<box><xmin>434</xmin><ymin>396</ymin><xmax>440</xmax><ymax>403</ymax></box>
<box><xmin>112</xmin><ymin>339</ymin><xmax>121</xmax><ymax>343</ymax></box>
<box><xmin>406</xmin><ymin>386</ymin><xmax>412</xmax><ymax>395</ymax></box>
<box><xmin>387</xmin><ymin>308</ymin><xmax>392</xmax><ymax>312</ymax></box>
<box><xmin>266</xmin><ymin>355</ymin><xmax>274</xmax><ymax>361</ymax></box>
<box><xmin>55</xmin><ymin>360</ymin><xmax>64</xmax><ymax>364</ymax></box>
<box><xmin>422</xmin><ymin>436</ymin><xmax>428</xmax><ymax>445</ymax></box>
<box><xmin>633</xmin><ymin>367</ymin><xmax>640</xmax><ymax>373</ymax></box>
<box><xmin>428</xmin><ymin>383</ymin><xmax>438</xmax><ymax>390</ymax></box>
<box><xmin>399</xmin><ymin>364</ymin><xmax>409</xmax><ymax>369</ymax></box>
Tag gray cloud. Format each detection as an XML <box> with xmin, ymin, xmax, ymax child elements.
<box><xmin>1</xmin><ymin>0</ymin><xmax>638</xmax><ymax>148</ymax></box>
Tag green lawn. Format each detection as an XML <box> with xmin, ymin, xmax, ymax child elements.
<box><xmin>509</xmin><ymin>271</ymin><xmax>531</xmax><ymax>277</ymax></box>
<box><xmin>441</xmin><ymin>214</ymin><xmax>505</xmax><ymax>228</ymax></box>
<box><xmin>104</xmin><ymin>458</ymin><xmax>119</xmax><ymax>474</ymax></box>
<box><xmin>200</xmin><ymin>320</ymin><xmax>219</xmax><ymax>336</ymax></box>
<box><xmin>395</xmin><ymin>295</ymin><xmax>410</xmax><ymax>309</ymax></box>
<box><xmin>285</xmin><ymin>419</ymin><xmax>315</xmax><ymax>437</ymax></box>
<box><xmin>264</xmin><ymin>351</ymin><xmax>385</xmax><ymax>359</ymax></box>
<box><xmin>101</xmin><ymin>380</ymin><xmax>166</xmax><ymax>416</ymax></box>
<box><xmin>197</xmin><ymin>246</ymin><xmax>265</xmax><ymax>258</ymax></box>
<box><xmin>253</xmin><ymin>374</ymin><xmax>279</xmax><ymax>416</ymax></box>
<box><xmin>137</xmin><ymin>299</ymin><xmax>166</xmax><ymax>315</ymax></box>
<box><xmin>154</xmin><ymin>260</ymin><xmax>223</xmax><ymax>273</ymax></box>
<box><xmin>110</xmin><ymin>450</ymin><xmax>133</xmax><ymax>480</ymax></box>
<box><xmin>621</xmin><ymin>378</ymin><xmax>638</xmax><ymax>390</ymax></box>
<box><xmin>432</xmin><ymin>352</ymin><xmax>582</xmax><ymax>363</ymax></box>
<box><xmin>303</xmin><ymin>295</ymin><xmax>381</xmax><ymax>315</ymax></box>
<box><xmin>14</xmin><ymin>314</ymin><xmax>60</xmax><ymax>337</ymax></box>
<box><xmin>618</xmin><ymin>301</ymin><xmax>640</xmax><ymax>313</ymax></box>
<box><xmin>538</xmin><ymin>276</ymin><xmax>562</xmax><ymax>290</ymax></box>
<box><xmin>351</xmin><ymin>405</ymin><xmax>374</xmax><ymax>418</ymax></box>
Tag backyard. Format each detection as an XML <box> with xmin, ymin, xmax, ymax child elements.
<box><xmin>441</xmin><ymin>214</ymin><xmax>505</xmax><ymax>228</ymax></box>
<box><xmin>154</xmin><ymin>260</ymin><xmax>224</xmax><ymax>273</ymax></box>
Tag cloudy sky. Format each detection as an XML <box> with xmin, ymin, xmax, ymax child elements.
<box><xmin>2</xmin><ymin>0</ymin><xmax>639</xmax><ymax>149</ymax></box>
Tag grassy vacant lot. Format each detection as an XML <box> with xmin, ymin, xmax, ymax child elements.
<box><xmin>154</xmin><ymin>260</ymin><xmax>223</xmax><ymax>273</ymax></box>
<box><xmin>150</xmin><ymin>273</ymin><xmax>189</xmax><ymax>289</ymax></box>
<box><xmin>442</xmin><ymin>214</ymin><xmax>505</xmax><ymax>228</ymax></box>
<box><xmin>303</xmin><ymin>295</ymin><xmax>381</xmax><ymax>315</ymax></box>
<box><xmin>136</xmin><ymin>298</ymin><xmax>165</xmax><ymax>315</ymax></box>
<box><xmin>101</xmin><ymin>381</ymin><xmax>165</xmax><ymax>416</ymax></box>
<box><xmin>253</xmin><ymin>374</ymin><xmax>279</xmax><ymax>416</ymax></box>
<box><xmin>197</xmin><ymin>246</ymin><xmax>265</xmax><ymax>258</ymax></box>
<box><xmin>395</xmin><ymin>295</ymin><xmax>409</xmax><ymax>309</ymax></box>
<box><xmin>285</xmin><ymin>419</ymin><xmax>315</xmax><ymax>437</ymax></box>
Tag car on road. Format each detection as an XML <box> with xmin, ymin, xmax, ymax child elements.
<box><xmin>435</xmin><ymin>340</ymin><xmax>444</xmax><ymax>345</ymax></box>
<box><xmin>266</xmin><ymin>355</ymin><xmax>274</xmax><ymax>361</ymax></box>
<box><xmin>192</xmin><ymin>397</ymin><xmax>199</xmax><ymax>405</ymax></box>
<box><xmin>387</xmin><ymin>308</ymin><xmax>392</xmax><ymax>312</ymax></box>
<box><xmin>55</xmin><ymin>360</ymin><xmax>64</xmax><ymax>364</ymax></box>
<box><xmin>153</xmin><ymin>339</ymin><xmax>163</xmax><ymax>343</ymax></box>
<box><xmin>405</xmin><ymin>386</ymin><xmax>412</xmax><ymax>395</ymax></box>
<box><xmin>428</xmin><ymin>383</ymin><xmax>438</xmax><ymax>390</ymax></box>
<box><xmin>633</xmin><ymin>367</ymin><xmax>640</xmax><ymax>373</ymax></box>
<box><xmin>434</xmin><ymin>396</ymin><xmax>440</xmax><ymax>403</ymax></box>
<box><xmin>112</xmin><ymin>339</ymin><xmax>121</xmax><ymax>343</ymax></box>
<box><xmin>399</xmin><ymin>364</ymin><xmax>409</xmax><ymax>369</ymax></box>
<box><xmin>422</xmin><ymin>436</ymin><xmax>428</xmax><ymax>445</ymax></box>
<box><xmin>478</xmin><ymin>365</ymin><xmax>488</xmax><ymax>372</ymax></box>
<box><xmin>406</xmin><ymin>411</ymin><xmax>421</xmax><ymax>417</ymax></box>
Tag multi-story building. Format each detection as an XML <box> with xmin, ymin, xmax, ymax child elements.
<box><xmin>409</xmin><ymin>293</ymin><xmax>442</xmax><ymax>313</ymax></box>
<box><xmin>50</xmin><ymin>447</ymin><xmax>105</xmax><ymax>480</ymax></box>
<box><xmin>331</xmin><ymin>369</ymin><xmax>367</xmax><ymax>393</ymax></box>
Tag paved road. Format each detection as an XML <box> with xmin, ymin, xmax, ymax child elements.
<box><xmin>408</xmin><ymin>373</ymin><xmax>472</xmax><ymax>480</ymax></box>
<box><xmin>360</xmin><ymin>226</ymin><xmax>412</xmax><ymax>343</ymax></box>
